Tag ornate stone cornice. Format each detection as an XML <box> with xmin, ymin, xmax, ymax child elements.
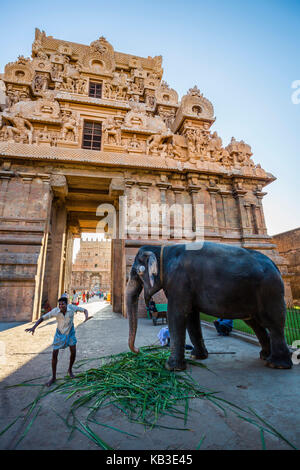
<box><xmin>156</xmin><ymin>182</ymin><xmax>170</xmax><ymax>190</ymax></box>
<box><xmin>0</xmin><ymin>143</ymin><xmax>276</xmax><ymax>188</ymax></box>
<box><xmin>233</xmin><ymin>188</ymin><xmax>247</xmax><ymax>198</ymax></box>
<box><xmin>0</xmin><ymin>170</ymin><xmax>14</xmax><ymax>178</ymax></box>
<box><xmin>137</xmin><ymin>181</ymin><xmax>152</xmax><ymax>189</ymax></box>
<box><xmin>207</xmin><ymin>186</ymin><xmax>220</xmax><ymax>194</ymax></box>
<box><xmin>219</xmin><ymin>190</ymin><xmax>232</xmax><ymax>197</ymax></box>
<box><xmin>254</xmin><ymin>190</ymin><xmax>268</xmax><ymax>199</ymax></box>
<box><xmin>188</xmin><ymin>184</ymin><xmax>202</xmax><ymax>193</ymax></box>
<box><xmin>55</xmin><ymin>92</ymin><xmax>131</xmax><ymax>110</ymax></box>
<box><xmin>171</xmin><ymin>185</ymin><xmax>185</xmax><ymax>193</ymax></box>
<box><xmin>124</xmin><ymin>179</ymin><xmax>136</xmax><ymax>187</ymax></box>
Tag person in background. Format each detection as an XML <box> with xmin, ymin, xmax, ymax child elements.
<box><xmin>86</xmin><ymin>291</ymin><xmax>90</xmax><ymax>303</ymax></box>
<box><xmin>148</xmin><ymin>299</ymin><xmax>157</xmax><ymax>319</ymax></box>
<box><xmin>158</xmin><ymin>326</ymin><xmax>170</xmax><ymax>346</ymax></box>
<box><xmin>61</xmin><ymin>291</ymin><xmax>68</xmax><ymax>300</ymax></box>
<box><xmin>72</xmin><ymin>290</ymin><xmax>79</xmax><ymax>306</ymax></box>
<box><xmin>213</xmin><ymin>318</ymin><xmax>233</xmax><ymax>336</ymax></box>
<box><xmin>41</xmin><ymin>299</ymin><xmax>52</xmax><ymax>314</ymax></box>
<box><xmin>82</xmin><ymin>291</ymin><xmax>86</xmax><ymax>303</ymax></box>
<box><xmin>157</xmin><ymin>326</ymin><xmax>192</xmax><ymax>350</ymax></box>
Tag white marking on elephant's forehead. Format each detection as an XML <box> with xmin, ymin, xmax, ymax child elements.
<box><xmin>184</xmin><ymin>242</ymin><xmax>204</xmax><ymax>251</ymax></box>
<box><xmin>138</xmin><ymin>265</ymin><xmax>146</xmax><ymax>273</ymax></box>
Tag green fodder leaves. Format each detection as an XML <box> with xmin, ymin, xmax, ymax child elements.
<box><xmin>2</xmin><ymin>346</ymin><xmax>298</xmax><ymax>450</ymax></box>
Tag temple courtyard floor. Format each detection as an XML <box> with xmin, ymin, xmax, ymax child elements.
<box><xmin>0</xmin><ymin>300</ymin><xmax>299</xmax><ymax>450</ymax></box>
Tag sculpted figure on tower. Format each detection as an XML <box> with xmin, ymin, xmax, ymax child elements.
<box><xmin>0</xmin><ymin>28</ymin><xmax>267</xmax><ymax>177</ymax></box>
<box><xmin>0</xmin><ymin>112</ymin><xmax>34</xmax><ymax>144</ymax></box>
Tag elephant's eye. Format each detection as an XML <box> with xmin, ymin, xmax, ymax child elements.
<box><xmin>138</xmin><ymin>266</ymin><xmax>146</xmax><ymax>274</ymax></box>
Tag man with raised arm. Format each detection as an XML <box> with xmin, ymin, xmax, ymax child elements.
<box><xmin>25</xmin><ymin>297</ymin><xmax>93</xmax><ymax>386</ymax></box>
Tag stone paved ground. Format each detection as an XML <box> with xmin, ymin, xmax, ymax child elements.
<box><xmin>0</xmin><ymin>300</ymin><xmax>299</xmax><ymax>450</ymax></box>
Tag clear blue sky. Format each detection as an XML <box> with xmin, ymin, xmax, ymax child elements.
<box><xmin>1</xmin><ymin>0</ymin><xmax>299</xmax><ymax>235</ymax></box>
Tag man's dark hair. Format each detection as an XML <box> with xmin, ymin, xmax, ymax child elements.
<box><xmin>58</xmin><ymin>297</ymin><xmax>68</xmax><ymax>305</ymax></box>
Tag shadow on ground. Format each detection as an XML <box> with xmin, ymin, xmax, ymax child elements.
<box><xmin>0</xmin><ymin>301</ymin><xmax>299</xmax><ymax>450</ymax></box>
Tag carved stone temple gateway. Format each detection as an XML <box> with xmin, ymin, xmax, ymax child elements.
<box><xmin>0</xmin><ymin>29</ymin><xmax>292</xmax><ymax>321</ymax></box>
<box><xmin>71</xmin><ymin>237</ymin><xmax>111</xmax><ymax>292</ymax></box>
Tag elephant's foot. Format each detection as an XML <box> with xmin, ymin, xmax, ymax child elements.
<box><xmin>165</xmin><ymin>357</ymin><xmax>187</xmax><ymax>372</ymax></box>
<box><xmin>190</xmin><ymin>347</ymin><xmax>208</xmax><ymax>360</ymax></box>
<box><xmin>259</xmin><ymin>349</ymin><xmax>270</xmax><ymax>361</ymax></box>
<box><xmin>265</xmin><ymin>353</ymin><xmax>293</xmax><ymax>369</ymax></box>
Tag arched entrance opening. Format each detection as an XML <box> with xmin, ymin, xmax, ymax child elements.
<box><xmin>70</xmin><ymin>234</ymin><xmax>111</xmax><ymax>295</ymax></box>
<box><xmin>38</xmin><ymin>174</ymin><xmax>125</xmax><ymax>320</ymax></box>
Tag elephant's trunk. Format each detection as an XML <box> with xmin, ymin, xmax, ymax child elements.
<box><xmin>126</xmin><ymin>275</ymin><xmax>143</xmax><ymax>354</ymax></box>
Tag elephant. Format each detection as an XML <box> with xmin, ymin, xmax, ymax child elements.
<box><xmin>126</xmin><ymin>241</ymin><xmax>293</xmax><ymax>370</ymax></box>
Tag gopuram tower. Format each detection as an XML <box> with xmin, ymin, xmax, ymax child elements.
<box><xmin>0</xmin><ymin>29</ymin><xmax>292</xmax><ymax>320</ymax></box>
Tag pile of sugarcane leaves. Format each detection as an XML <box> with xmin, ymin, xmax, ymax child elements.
<box><xmin>1</xmin><ymin>345</ymin><xmax>297</xmax><ymax>450</ymax></box>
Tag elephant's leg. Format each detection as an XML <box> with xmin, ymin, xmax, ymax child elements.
<box><xmin>266</xmin><ymin>324</ymin><xmax>292</xmax><ymax>369</ymax></box>
<box><xmin>187</xmin><ymin>310</ymin><xmax>208</xmax><ymax>360</ymax></box>
<box><xmin>165</xmin><ymin>298</ymin><xmax>188</xmax><ymax>372</ymax></box>
<box><xmin>244</xmin><ymin>319</ymin><xmax>270</xmax><ymax>360</ymax></box>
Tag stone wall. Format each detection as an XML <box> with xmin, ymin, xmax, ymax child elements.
<box><xmin>273</xmin><ymin>228</ymin><xmax>300</xmax><ymax>305</ymax></box>
<box><xmin>0</xmin><ymin>170</ymin><xmax>52</xmax><ymax>320</ymax></box>
<box><xmin>72</xmin><ymin>238</ymin><xmax>111</xmax><ymax>291</ymax></box>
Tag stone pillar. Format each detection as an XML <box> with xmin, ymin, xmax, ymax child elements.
<box><xmin>233</xmin><ymin>183</ymin><xmax>248</xmax><ymax>238</ymax></box>
<box><xmin>124</xmin><ymin>180</ymin><xmax>135</xmax><ymax>209</ymax></box>
<box><xmin>249</xmin><ymin>204</ymin><xmax>259</xmax><ymax>234</ymax></box>
<box><xmin>45</xmin><ymin>174</ymin><xmax>69</xmax><ymax>308</ymax></box>
<box><xmin>188</xmin><ymin>187</ymin><xmax>198</xmax><ymax>237</ymax></box>
<box><xmin>66</xmin><ymin>215</ymin><xmax>81</xmax><ymax>295</ymax></box>
<box><xmin>187</xmin><ymin>176</ymin><xmax>202</xmax><ymax>240</ymax></box>
<box><xmin>109</xmin><ymin>179</ymin><xmax>126</xmax><ymax>315</ymax></box>
<box><xmin>219</xmin><ymin>190</ymin><xmax>231</xmax><ymax>232</ymax></box>
<box><xmin>32</xmin><ymin>230</ymin><xmax>49</xmax><ymax>321</ymax></box>
<box><xmin>111</xmin><ymin>203</ymin><xmax>125</xmax><ymax>314</ymax></box>
<box><xmin>32</xmin><ymin>175</ymin><xmax>52</xmax><ymax>321</ymax></box>
<box><xmin>47</xmin><ymin>200</ymin><xmax>67</xmax><ymax>308</ymax></box>
<box><xmin>172</xmin><ymin>186</ymin><xmax>184</xmax><ymax>240</ymax></box>
<box><xmin>157</xmin><ymin>181</ymin><xmax>170</xmax><ymax>239</ymax></box>
<box><xmin>138</xmin><ymin>181</ymin><xmax>152</xmax><ymax>239</ymax></box>
<box><xmin>254</xmin><ymin>188</ymin><xmax>268</xmax><ymax>235</ymax></box>
<box><xmin>244</xmin><ymin>203</ymin><xmax>252</xmax><ymax>232</ymax></box>
<box><xmin>124</xmin><ymin>180</ymin><xmax>135</xmax><ymax>240</ymax></box>
<box><xmin>0</xmin><ymin>170</ymin><xmax>13</xmax><ymax>217</ymax></box>
<box><xmin>64</xmin><ymin>230</ymin><xmax>75</xmax><ymax>295</ymax></box>
<box><xmin>207</xmin><ymin>185</ymin><xmax>219</xmax><ymax>234</ymax></box>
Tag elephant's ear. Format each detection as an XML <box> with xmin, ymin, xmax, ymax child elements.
<box><xmin>142</xmin><ymin>251</ymin><xmax>158</xmax><ymax>287</ymax></box>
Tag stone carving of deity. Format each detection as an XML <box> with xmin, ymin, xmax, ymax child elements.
<box><xmin>34</xmin><ymin>74</ymin><xmax>48</xmax><ymax>92</ymax></box>
<box><xmin>146</xmin><ymin>131</ymin><xmax>172</xmax><ymax>156</ymax></box>
<box><xmin>51</xmin><ymin>63</ymin><xmax>64</xmax><ymax>80</ymax></box>
<box><xmin>103</xmin><ymin>117</ymin><xmax>122</xmax><ymax>145</ymax></box>
<box><xmin>127</xmin><ymin>134</ymin><xmax>142</xmax><ymax>151</ymax></box>
<box><xmin>185</xmin><ymin>129</ymin><xmax>196</xmax><ymax>154</ymax></box>
<box><xmin>61</xmin><ymin>110</ymin><xmax>78</xmax><ymax>141</ymax></box>
<box><xmin>0</xmin><ymin>112</ymin><xmax>34</xmax><ymax>144</ymax></box>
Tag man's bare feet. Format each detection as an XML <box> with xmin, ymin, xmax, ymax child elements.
<box><xmin>68</xmin><ymin>370</ymin><xmax>75</xmax><ymax>379</ymax></box>
<box><xmin>46</xmin><ymin>377</ymin><xmax>56</xmax><ymax>387</ymax></box>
